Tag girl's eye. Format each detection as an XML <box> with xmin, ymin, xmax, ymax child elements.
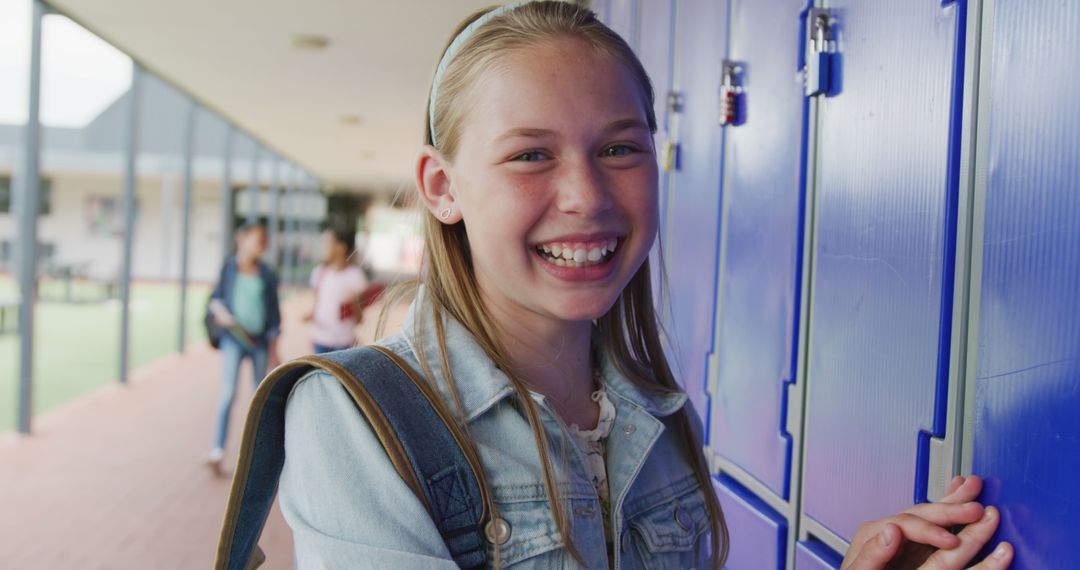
<box><xmin>601</xmin><ymin>144</ymin><xmax>637</xmax><ymax>157</ymax></box>
<box><xmin>511</xmin><ymin>151</ymin><xmax>549</xmax><ymax>162</ymax></box>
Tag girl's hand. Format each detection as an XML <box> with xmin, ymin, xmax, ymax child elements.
<box><xmin>841</xmin><ymin>476</ymin><xmax>1014</xmax><ymax>569</ymax></box>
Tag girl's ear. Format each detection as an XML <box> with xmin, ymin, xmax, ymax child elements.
<box><xmin>415</xmin><ymin>145</ymin><xmax>462</xmax><ymax>224</ymax></box>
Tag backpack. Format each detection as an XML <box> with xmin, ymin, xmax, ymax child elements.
<box><xmin>214</xmin><ymin>345</ymin><xmax>490</xmax><ymax>569</ymax></box>
<box><xmin>206</xmin><ymin>262</ymin><xmax>229</xmax><ymax>350</ymax></box>
<box><xmin>204</xmin><ymin>296</ymin><xmax>225</xmax><ymax>350</ymax></box>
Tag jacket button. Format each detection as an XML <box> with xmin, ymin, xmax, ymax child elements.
<box><xmin>485</xmin><ymin>518</ymin><xmax>512</xmax><ymax>545</ymax></box>
<box><xmin>623</xmin><ymin>423</ymin><xmax>636</xmax><ymax>435</ymax></box>
<box><xmin>674</xmin><ymin>503</ymin><xmax>694</xmax><ymax>531</ymax></box>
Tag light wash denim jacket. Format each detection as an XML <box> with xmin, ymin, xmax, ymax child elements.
<box><xmin>279</xmin><ymin>294</ymin><xmax>714</xmax><ymax>569</ymax></box>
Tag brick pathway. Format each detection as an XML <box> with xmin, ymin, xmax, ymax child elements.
<box><xmin>0</xmin><ymin>292</ymin><xmax>410</xmax><ymax>570</ymax></box>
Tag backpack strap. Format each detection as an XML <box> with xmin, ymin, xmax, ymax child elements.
<box><xmin>214</xmin><ymin>345</ymin><xmax>490</xmax><ymax>570</ymax></box>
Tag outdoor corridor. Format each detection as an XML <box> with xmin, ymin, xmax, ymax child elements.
<box><xmin>0</xmin><ymin>292</ymin><xmax>408</xmax><ymax>569</ymax></box>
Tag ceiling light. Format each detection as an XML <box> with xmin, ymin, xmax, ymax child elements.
<box><xmin>291</xmin><ymin>34</ymin><xmax>330</xmax><ymax>50</ymax></box>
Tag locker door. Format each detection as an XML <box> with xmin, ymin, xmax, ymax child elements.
<box><xmin>794</xmin><ymin>540</ymin><xmax>844</xmax><ymax>569</ymax></box>
<box><xmin>602</xmin><ymin>0</ymin><xmax>638</xmax><ymax>48</ymax></box>
<box><xmin>969</xmin><ymin>2</ymin><xmax>1080</xmax><ymax>568</ymax></box>
<box><xmin>716</xmin><ymin>476</ymin><xmax>787</xmax><ymax>569</ymax></box>
<box><xmin>636</xmin><ymin>0</ymin><xmax>676</xmax><ymax>242</ymax></box>
<box><xmin>662</xmin><ymin>0</ymin><xmax>728</xmax><ymax>414</ymax></box>
<box><xmin>708</xmin><ymin>0</ymin><xmax>807</xmax><ymax>502</ymax></box>
<box><xmin>800</xmin><ymin>0</ymin><xmax>965</xmax><ymax>542</ymax></box>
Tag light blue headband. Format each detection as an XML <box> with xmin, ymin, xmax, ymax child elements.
<box><xmin>428</xmin><ymin>1</ymin><xmax>529</xmax><ymax>146</ymax></box>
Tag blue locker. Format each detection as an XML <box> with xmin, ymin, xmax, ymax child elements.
<box><xmin>971</xmin><ymin>1</ymin><xmax>1080</xmax><ymax>568</ymax></box>
<box><xmin>708</xmin><ymin>0</ymin><xmax>807</xmax><ymax>500</ymax></box>
<box><xmin>602</xmin><ymin>0</ymin><xmax>638</xmax><ymax>49</ymax></box>
<box><xmin>636</xmin><ymin>0</ymin><xmax>676</xmax><ymax>244</ymax></box>
<box><xmin>590</xmin><ymin>0</ymin><xmax>612</xmax><ymax>26</ymax></box>
<box><xmin>660</xmin><ymin>0</ymin><xmax>728</xmax><ymax>414</ymax></box>
<box><xmin>714</xmin><ymin>475</ymin><xmax>787</xmax><ymax>569</ymax></box>
<box><xmin>794</xmin><ymin>540</ymin><xmax>843</xmax><ymax>570</ymax></box>
<box><xmin>800</xmin><ymin>0</ymin><xmax>965</xmax><ymax>540</ymax></box>
<box><xmin>636</xmin><ymin>0</ymin><xmax>675</xmax><ymax>146</ymax></box>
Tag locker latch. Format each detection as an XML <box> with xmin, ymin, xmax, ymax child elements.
<box><xmin>661</xmin><ymin>140</ymin><xmax>679</xmax><ymax>172</ymax></box>
<box><xmin>719</xmin><ymin>60</ymin><xmax>746</xmax><ymax>126</ymax></box>
<box><xmin>804</xmin><ymin>8</ymin><xmax>841</xmax><ymax>97</ymax></box>
<box><xmin>662</xmin><ymin>90</ymin><xmax>684</xmax><ymax>172</ymax></box>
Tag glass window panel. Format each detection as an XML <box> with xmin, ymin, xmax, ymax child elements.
<box><xmin>32</xmin><ymin>12</ymin><xmax>131</xmax><ymax>420</ymax></box>
<box><xmin>129</xmin><ymin>72</ymin><xmax>193</xmax><ymax>367</ymax></box>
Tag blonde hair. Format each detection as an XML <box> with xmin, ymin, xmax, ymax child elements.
<box><xmin>384</xmin><ymin>1</ymin><xmax>729</xmax><ymax>566</ymax></box>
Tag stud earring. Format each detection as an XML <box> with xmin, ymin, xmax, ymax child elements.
<box><xmin>439</xmin><ymin>207</ymin><xmax>452</xmax><ymax>220</ymax></box>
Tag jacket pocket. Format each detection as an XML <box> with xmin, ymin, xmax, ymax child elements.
<box><xmin>626</xmin><ymin>485</ymin><xmax>711</xmax><ymax>568</ymax></box>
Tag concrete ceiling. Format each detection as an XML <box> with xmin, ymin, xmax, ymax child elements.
<box><xmin>44</xmin><ymin>0</ymin><xmax>499</xmax><ymax>193</ymax></box>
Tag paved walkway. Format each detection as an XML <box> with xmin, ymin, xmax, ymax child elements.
<box><xmin>0</xmin><ymin>292</ymin><xmax>409</xmax><ymax>569</ymax></box>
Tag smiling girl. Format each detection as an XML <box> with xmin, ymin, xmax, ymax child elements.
<box><xmin>276</xmin><ymin>2</ymin><xmax>1013</xmax><ymax>568</ymax></box>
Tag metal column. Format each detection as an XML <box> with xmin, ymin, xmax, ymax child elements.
<box><xmin>177</xmin><ymin>99</ymin><xmax>196</xmax><ymax>353</ymax></box>
<box><xmin>268</xmin><ymin>157</ymin><xmax>281</xmax><ymax>269</ymax></box>
<box><xmin>287</xmin><ymin>171</ymin><xmax>302</xmax><ymax>287</ymax></box>
<box><xmin>221</xmin><ymin>126</ymin><xmax>235</xmax><ymax>261</ymax></box>
<box><xmin>246</xmin><ymin>144</ymin><xmax>261</xmax><ymax>224</ymax></box>
<box><xmin>118</xmin><ymin>63</ymin><xmax>143</xmax><ymax>385</ymax></box>
<box><xmin>15</xmin><ymin>0</ymin><xmax>45</xmax><ymax>435</ymax></box>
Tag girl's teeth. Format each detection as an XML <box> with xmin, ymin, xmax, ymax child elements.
<box><xmin>535</xmin><ymin>239</ymin><xmax>620</xmax><ymax>268</ymax></box>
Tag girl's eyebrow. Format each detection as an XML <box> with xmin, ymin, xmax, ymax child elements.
<box><xmin>494</xmin><ymin>119</ymin><xmax>649</xmax><ymax>143</ymax></box>
<box><xmin>495</xmin><ymin>127</ymin><xmax>556</xmax><ymax>143</ymax></box>
<box><xmin>605</xmin><ymin>118</ymin><xmax>650</xmax><ymax>133</ymax></box>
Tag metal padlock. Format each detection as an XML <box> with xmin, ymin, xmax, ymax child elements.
<box><xmin>719</xmin><ymin>60</ymin><xmax>746</xmax><ymax>126</ymax></box>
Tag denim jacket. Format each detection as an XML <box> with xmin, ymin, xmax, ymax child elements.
<box><xmin>210</xmin><ymin>256</ymin><xmax>281</xmax><ymax>346</ymax></box>
<box><xmin>279</xmin><ymin>292</ymin><xmax>714</xmax><ymax>568</ymax></box>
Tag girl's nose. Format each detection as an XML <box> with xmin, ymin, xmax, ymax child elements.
<box><xmin>554</xmin><ymin>158</ymin><xmax>614</xmax><ymax>217</ymax></box>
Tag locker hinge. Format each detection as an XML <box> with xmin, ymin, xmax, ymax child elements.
<box><xmin>705</xmin><ymin>446</ymin><xmax>723</xmax><ymax>476</ymax></box>
<box><xmin>804</xmin><ymin>8</ymin><xmax>842</xmax><ymax>97</ymax></box>
<box><xmin>719</xmin><ymin>60</ymin><xmax>747</xmax><ymax>126</ymax></box>
<box><xmin>926</xmin><ymin>436</ymin><xmax>954</xmax><ymax>501</ymax></box>
<box><xmin>667</xmin><ymin>90</ymin><xmax>685</xmax><ymax>114</ymax></box>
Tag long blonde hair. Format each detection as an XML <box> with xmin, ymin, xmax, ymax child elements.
<box><xmin>383</xmin><ymin>1</ymin><xmax>729</xmax><ymax>566</ymax></box>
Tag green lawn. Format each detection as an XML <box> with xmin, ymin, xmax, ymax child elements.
<box><xmin>0</xmin><ymin>276</ymin><xmax>210</xmax><ymax>433</ymax></box>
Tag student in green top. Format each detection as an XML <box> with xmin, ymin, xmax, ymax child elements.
<box><xmin>206</xmin><ymin>221</ymin><xmax>282</xmax><ymax>476</ymax></box>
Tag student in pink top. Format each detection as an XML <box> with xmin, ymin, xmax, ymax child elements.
<box><xmin>303</xmin><ymin>226</ymin><xmax>368</xmax><ymax>354</ymax></box>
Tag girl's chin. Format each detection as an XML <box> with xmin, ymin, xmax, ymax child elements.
<box><xmin>539</xmin><ymin>293</ymin><xmax>621</xmax><ymax>323</ymax></box>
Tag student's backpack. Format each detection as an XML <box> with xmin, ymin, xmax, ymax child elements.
<box><xmin>214</xmin><ymin>345</ymin><xmax>490</xmax><ymax>569</ymax></box>
<box><xmin>204</xmin><ymin>296</ymin><xmax>225</xmax><ymax>350</ymax></box>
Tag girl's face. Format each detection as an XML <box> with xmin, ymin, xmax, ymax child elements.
<box><xmin>321</xmin><ymin>231</ymin><xmax>340</xmax><ymax>261</ymax></box>
<box><xmin>238</xmin><ymin>227</ymin><xmax>267</xmax><ymax>259</ymax></box>
<box><xmin>448</xmin><ymin>38</ymin><xmax>658</xmax><ymax>326</ymax></box>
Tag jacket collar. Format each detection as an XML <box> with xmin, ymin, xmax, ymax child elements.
<box><xmin>399</xmin><ymin>288</ymin><xmax>687</xmax><ymax>423</ymax></box>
